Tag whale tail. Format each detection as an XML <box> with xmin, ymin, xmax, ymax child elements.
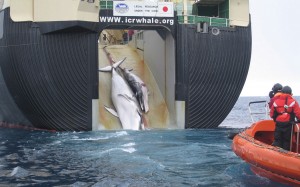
<box><xmin>98</xmin><ymin>57</ymin><xmax>127</xmax><ymax>72</ymax></box>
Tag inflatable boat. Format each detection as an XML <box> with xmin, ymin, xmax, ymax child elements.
<box><xmin>232</xmin><ymin>119</ymin><xmax>300</xmax><ymax>186</ymax></box>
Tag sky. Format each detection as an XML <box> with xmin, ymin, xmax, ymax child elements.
<box><xmin>240</xmin><ymin>0</ymin><xmax>300</xmax><ymax>96</ymax></box>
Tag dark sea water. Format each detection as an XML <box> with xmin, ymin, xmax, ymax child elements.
<box><xmin>0</xmin><ymin>97</ymin><xmax>294</xmax><ymax>187</ymax></box>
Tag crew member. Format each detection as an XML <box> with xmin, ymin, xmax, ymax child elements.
<box><xmin>268</xmin><ymin>83</ymin><xmax>283</xmax><ymax>108</ymax></box>
<box><xmin>270</xmin><ymin>86</ymin><xmax>300</xmax><ymax>150</ymax></box>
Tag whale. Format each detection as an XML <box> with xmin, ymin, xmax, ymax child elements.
<box><xmin>119</xmin><ymin>68</ymin><xmax>149</xmax><ymax>113</ymax></box>
<box><xmin>99</xmin><ymin>58</ymin><xmax>144</xmax><ymax>130</ymax></box>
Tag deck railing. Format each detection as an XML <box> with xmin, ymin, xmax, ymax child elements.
<box><xmin>100</xmin><ymin>0</ymin><xmax>113</xmax><ymax>9</ymax></box>
<box><xmin>177</xmin><ymin>15</ymin><xmax>229</xmax><ymax>27</ymax></box>
<box><xmin>248</xmin><ymin>101</ymin><xmax>270</xmax><ymax>123</ymax></box>
<box><xmin>291</xmin><ymin>123</ymin><xmax>300</xmax><ymax>153</ymax></box>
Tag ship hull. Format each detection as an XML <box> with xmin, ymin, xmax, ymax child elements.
<box><xmin>0</xmin><ymin>7</ymin><xmax>251</xmax><ymax>131</ymax></box>
<box><xmin>176</xmin><ymin>24</ymin><xmax>251</xmax><ymax>128</ymax></box>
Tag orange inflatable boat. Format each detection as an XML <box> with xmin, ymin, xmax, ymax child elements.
<box><xmin>232</xmin><ymin>119</ymin><xmax>300</xmax><ymax>186</ymax></box>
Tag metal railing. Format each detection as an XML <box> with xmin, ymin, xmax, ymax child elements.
<box><xmin>99</xmin><ymin>0</ymin><xmax>113</xmax><ymax>9</ymax></box>
<box><xmin>177</xmin><ymin>15</ymin><xmax>229</xmax><ymax>27</ymax></box>
<box><xmin>248</xmin><ymin>100</ymin><xmax>270</xmax><ymax>123</ymax></box>
<box><xmin>290</xmin><ymin>123</ymin><xmax>300</xmax><ymax>153</ymax></box>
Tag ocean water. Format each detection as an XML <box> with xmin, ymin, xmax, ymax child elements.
<box><xmin>0</xmin><ymin>97</ymin><xmax>293</xmax><ymax>187</ymax></box>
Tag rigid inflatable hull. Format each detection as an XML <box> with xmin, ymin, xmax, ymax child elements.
<box><xmin>232</xmin><ymin>120</ymin><xmax>300</xmax><ymax>186</ymax></box>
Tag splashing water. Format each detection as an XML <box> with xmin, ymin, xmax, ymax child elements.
<box><xmin>0</xmin><ymin>97</ymin><xmax>292</xmax><ymax>186</ymax></box>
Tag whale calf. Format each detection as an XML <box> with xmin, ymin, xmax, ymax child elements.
<box><xmin>120</xmin><ymin>68</ymin><xmax>149</xmax><ymax>113</ymax></box>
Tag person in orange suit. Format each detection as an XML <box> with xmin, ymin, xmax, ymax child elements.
<box><xmin>268</xmin><ymin>83</ymin><xmax>283</xmax><ymax>109</ymax></box>
<box><xmin>270</xmin><ymin>86</ymin><xmax>300</xmax><ymax>150</ymax></box>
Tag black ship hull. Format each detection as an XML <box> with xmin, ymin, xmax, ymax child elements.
<box><xmin>0</xmin><ymin>8</ymin><xmax>251</xmax><ymax>131</ymax></box>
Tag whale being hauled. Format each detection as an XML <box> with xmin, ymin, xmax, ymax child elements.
<box><xmin>120</xmin><ymin>68</ymin><xmax>149</xmax><ymax>113</ymax></box>
<box><xmin>99</xmin><ymin>58</ymin><xmax>144</xmax><ymax>130</ymax></box>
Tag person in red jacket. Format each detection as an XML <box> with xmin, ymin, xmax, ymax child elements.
<box><xmin>268</xmin><ymin>83</ymin><xmax>283</xmax><ymax>109</ymax></box>
<box><xmin>270</xmin><ymin>86</ymin><xmax>300</xmax><ymax>150</ymax></box>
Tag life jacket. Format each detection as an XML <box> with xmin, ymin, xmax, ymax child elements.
<box><xmin>272</xmin><ymin>94</ymin><xmax>296</xmax><ymax>123</ymax></box>
<box><xmin>269</xmin><ymin>92</ymin><xmax>283</xmax><ymax>109</ymax></box>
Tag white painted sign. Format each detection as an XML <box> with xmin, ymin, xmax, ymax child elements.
<box><xmin>113</xmin><ymin>1</ymin><xmax>174</xmax><ymax>17</ymax></box>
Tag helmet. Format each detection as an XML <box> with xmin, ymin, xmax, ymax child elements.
<box><xmin>272</xmin><ymin>83</ymin><xmax>282</xmax><ymax>92</ymax></box>
<box><xmin>282</xmin><ymin>86</ymin><xmax>292</xmax><ymax>94</ymax></box>
<box><xmin>269</xmin><ymin>90</ymin><xmax>274</xmax><ymax>98</ymax></box>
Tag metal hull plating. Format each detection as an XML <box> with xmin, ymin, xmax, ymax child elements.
<box><xmin>0</xmin><ymin>8</ymin><xmax>251</xmax><ymax>131</ymax></box>
<box><xmin>176</xmin><ymin>25</ymin><xmax>252</xmax><ymax>128</ymax></box>
<box><xmin>0</xmin><ymin>8</ymin><xmax>98</xmax><ymax>131</ymax></box>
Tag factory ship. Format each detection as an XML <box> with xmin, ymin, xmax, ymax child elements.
<box><xmin>0</xmin><ymin>0</ymin><xmax>251</xmax><ymax>131</ymax></box>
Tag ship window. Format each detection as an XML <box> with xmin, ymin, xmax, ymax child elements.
<box><xmin>198</xmin><ymin>5</ymin><xmax>218</xmax><ymax>17</ymax></box>
<box><xmin>192</xmin><ymin>0</ymin><xmax>229</xmax><ymax>19</ymax></box>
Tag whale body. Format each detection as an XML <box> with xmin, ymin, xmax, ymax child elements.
<box><xmin>99</xmin><ymin>58</ymin><xmax>144</xmax><ymax>130</ymax></box>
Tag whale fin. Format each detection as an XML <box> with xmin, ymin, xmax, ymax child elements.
<box><xmin>117</xmin><ymin>94</ymin><xmax>136</xmax><ymax>102</ymax></box>
<box><xmin>104</xmin><ymin>106</ymin><xmax>119</xmax><ymax>118</ymax></box>
<box><xmin>112</xmin><ymin>57</ymin><xmax>126</xmax><ymax>69</ymax></box>
<box><xmin>99</xmin><ymin>57</ymin><xmax>127</xmax><ymax>72</ymax></box>
<box><xmin>99</xmin><ymin>66</ymin><xmax>112</xmax><ymax>72</ymax></box>
<box><xmin>137</xmin><ymin>110</ymin><xmax>145</xmax><ymax>130</ymax></box>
